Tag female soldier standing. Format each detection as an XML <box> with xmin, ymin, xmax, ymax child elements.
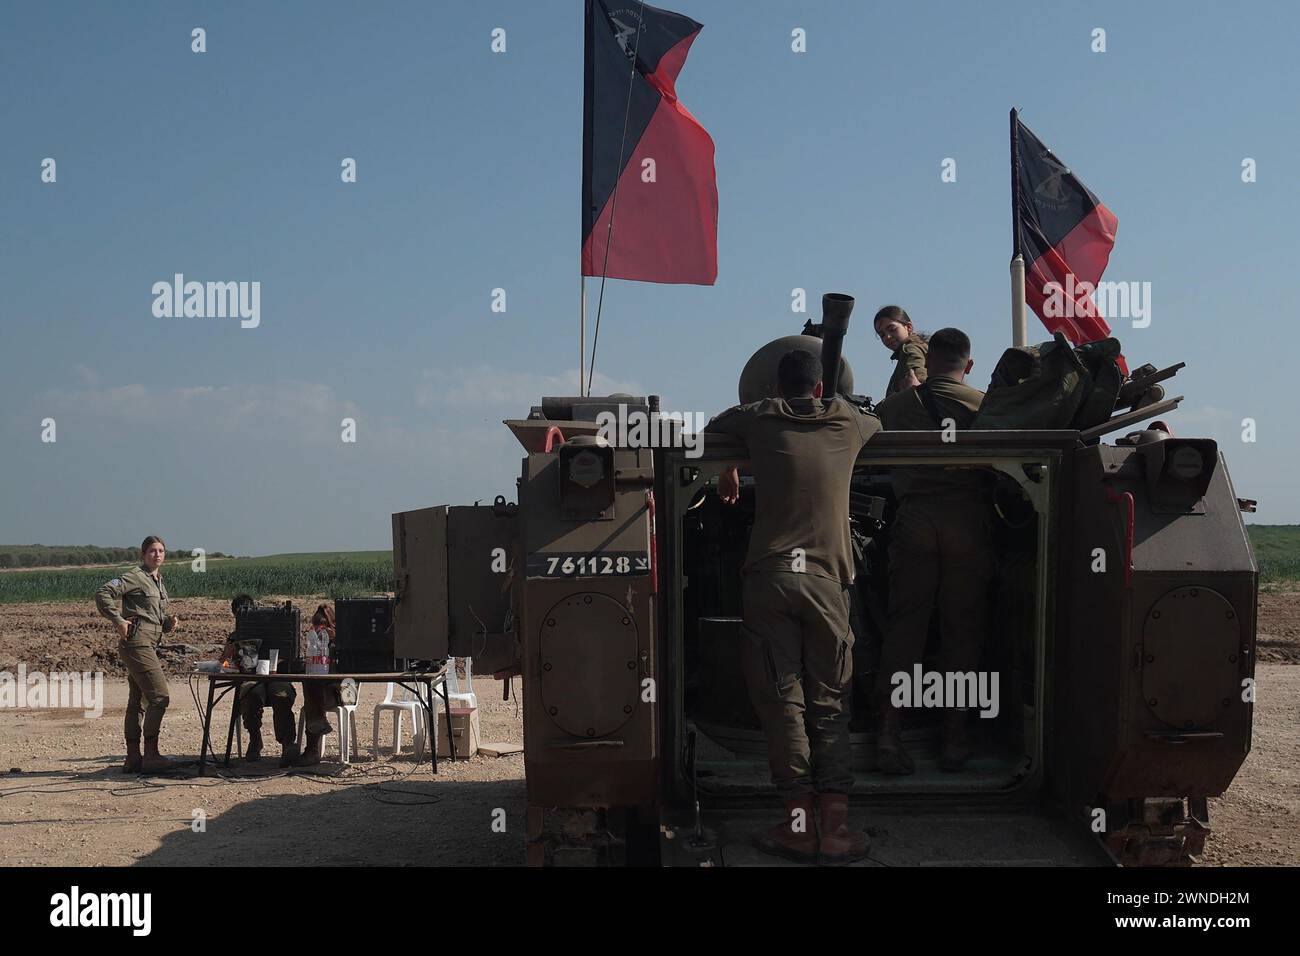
<box><xmin>874</xmin><ymin>305</ymin><xmax>930</xmax><ymax>397</ymax></box>
<box><xmin>96</xmin><ymin>535</ymin><xmax>181</xmax><ymax>773</ymax></box>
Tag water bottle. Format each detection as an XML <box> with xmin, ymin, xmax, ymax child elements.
<box><xmin>306</xmin><ymin>627</ymin><xmax>330</xmax><ymax>674</ymax></box>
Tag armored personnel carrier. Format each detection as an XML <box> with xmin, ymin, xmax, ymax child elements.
<box><xmin>390</xmin><ymin>296</ymin><xmax>1257</xmax><ymax>867</ymax></box>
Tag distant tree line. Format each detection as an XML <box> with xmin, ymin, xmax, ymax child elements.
<box><xmin>0</xmin><ymin>545</ymin><xmax>228</xmax><ymax>569</ymax></box>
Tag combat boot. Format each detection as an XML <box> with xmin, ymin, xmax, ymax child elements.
<box><xmin>140</xmin><ymin>736</ymin><xmax>176</xmax><ymax>773</ymax></box>
<box><xmin>816</xmin><ymin>792</ymin><xmax>871</xmax><ymax>865</ymax></box>
<box><xmin>245</xmin><ymin>729</ymin><xmax>263</xmax><ymax>762</ymax></box>
<box><xmin>940</xmin><ymin>708</ymin><xmax>972</xmax><ymax>771</ymax></box>
<box><xmin>751</xmin><ymin>794</ymin><xmax>818</xmax><ymax>864</ymax></box>
<box><xmin>875</xmin><ymin>699</ymin><xmax>914</xmax><ymax>774</ymax></box>
<box><xmin>122</xmin><ymin>739</ymin><xmax>142</xmax><ymax>774</ymax></box>
<box><xmin>295</xmin><ymin>732</ymin><xmax>324</xmax><ymax>767</ymax></box>
<box><xmin>279</xmin><ymin>741</ymin><xmax>300</xmax><ymax>767</ymax></box>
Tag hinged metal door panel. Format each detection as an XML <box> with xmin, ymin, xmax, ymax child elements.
<box><xmin>448</xmin><ymin>504</ymin><xmax>519</xmax><ymax>664</ymax></box>
<box><xmin>392</xmin><ymin>505</ymin><xmax>449</xmax><ymax>661</ymax></box>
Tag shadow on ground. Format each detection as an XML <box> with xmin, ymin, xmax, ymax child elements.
<box><xmin>135</xmin><ymin>769</ymin><xmax>526</xmax><ymax>866</ymax></box>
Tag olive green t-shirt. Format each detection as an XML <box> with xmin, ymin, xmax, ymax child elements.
<box><xmin>95</xmin><ymin>564</ymin><xmax>175</xmax><ymax>633</ymax></box>
<box><xmin>874</xmin><ymin>375</ymin><xmax>986</xmax><ymax>501</ymax></box>
<box><xmin>886</xmin><ymin>338</ymin><xmax>929</xmax><ymax>397</ymax></box>
<box><xmin>705</xmin><ymin>397</ymin><xmax>880</xmax><ymax>584</ymax></box>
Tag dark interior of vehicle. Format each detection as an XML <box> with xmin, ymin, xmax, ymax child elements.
<box><xmin>679</xmin><ymin>463</ymin><xmax>1043</xmax><ymax>795</ymax></box>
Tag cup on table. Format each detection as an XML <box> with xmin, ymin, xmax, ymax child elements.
<box><xmin>268</xmin><ymin>649</ymin><xmax>280</xmax><ymax>672</ymax></box>
<box><xmin>256</xmin><ymin>659</ymin><xmax>271</xmax><ymax>676</ymax></box>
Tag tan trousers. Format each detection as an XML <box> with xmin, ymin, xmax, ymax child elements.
<box><xmin>876</xmin><ymin>496</ymin><xmax>992</xmax><ymax>700</ymax></box>
<box><xmin>120</xmin><ymin>624</ymin><xmax>170</xmax><ymax>740</ymax></box>
<box><xmin>240</xmin><ymin>681</ymin><xmax>298</xmax><ymax>743</ymax></box>
<box><xmin>741</xmin><ymin>571</ymin><xmax>854</xmax><ymax>796</ymax></box>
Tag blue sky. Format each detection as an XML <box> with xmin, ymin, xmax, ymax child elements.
<box><xmin>2</xmin><ymin>0</ymin><xmax>1296</xmax><ymax>554</ymax></box>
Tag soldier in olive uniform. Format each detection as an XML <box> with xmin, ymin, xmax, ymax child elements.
<box><xmin>707</xmin><ymin>349</ymin><xmax>880</xmax><ymax>864</ymax></box>
<box><xmin>872</xmin><ymin>328</ymin><xmax>990</xmax><ymax>773</ymax></box>
<box><xmin>220</xmin><ymin>595</ymin><xmax>300</xmax><ymax>766</ymax></box>
<box><xmin>95</xmin><ymin>535</ymin><xmax>181</xmax><ymax>773</ymax></box>
<box><xmin>874</xmin><ymin>305</ymin><xmax>930</xmax><ymax>397</ymax></box>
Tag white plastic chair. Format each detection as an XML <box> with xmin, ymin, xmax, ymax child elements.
<box><xmin>441</xmin><ymin>657</ymin><xmax>478</xmax><ymax>711</ymax></box>
<box><xmin>296</xmin><ymin>703</ymin><xmax>360</xmax><ymax>765</ymax></box>
<box><xmin>427</xmin><ymin>658</ymin><xmax>477</xmax><ymax>759</ymax></box>
<box><xmin>372</xmin><ymin>682</ymin><xmax>427</xmax><ymax>760</ymax></box>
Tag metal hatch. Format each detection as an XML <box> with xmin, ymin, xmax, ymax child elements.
<box><xmin>392</xmin><ymin>505</ymin><xmax>450</xmax><ymax>661</ymax></box>
<box><xmin>446</xmin><ymin>499</ymin><xmax>519</xmax><ymax>669</ymax></box>
<box><xmin>393</xmin><ymin>500</ymin><xmax>520</xmax><ymax>666</ymax></box>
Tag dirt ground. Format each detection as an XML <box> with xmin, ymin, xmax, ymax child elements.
<box><xmin>1257</xmin><ymin>586</ymin><xmax>1300</xmax><ymax>663</ymax></box>
<box><xmin>1</xmin><ymin>592</ymin><xmax>1298</xmax><ymax>866</ymax></box>
<box><xmin>0</xmin><ymin>596</ymin><xmax>526</xmax><ymax>866</ymax></box>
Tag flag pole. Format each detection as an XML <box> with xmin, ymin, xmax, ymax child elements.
<box><xmin>580</xmin><ymin>275</ymin><xmax>587</xmax><ymax>396</ymax></box>
<box><xmin>579</xmin><ymin>0</ymin><xmax>592</xmax><ymax>399</ymax></box>
<box><xmin>1010</xmin><ymin>257</ymin><xmax>1027</xmax><ymax>348</ymax></box>
<box><xmin>1010</xmin><ymin>107</ymin><xmax>1028</xmax><ymax>347</ymax></box>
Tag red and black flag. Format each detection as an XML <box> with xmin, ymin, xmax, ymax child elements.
<box><xmin>1013</xmin><ymin>112</ymin><xmax>1123</xmax><ymax>368</ymax></box>
<box><xmin>582</xmin><ymin>0</ymin><xmax>717</xmax><ymax>285</ymax></box>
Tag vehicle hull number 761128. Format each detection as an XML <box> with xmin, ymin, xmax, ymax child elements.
<box><xmin>526</xmin><ymin>552</ymin><xmax>650</xmax><ymax>578</ymax></box>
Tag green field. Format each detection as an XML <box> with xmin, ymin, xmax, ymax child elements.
<box><xmin>0</xmin><ymin>551</ymin><xmax>393</xmax><ymax>604</ymax></box>
<box><xmin>0</xmin><ymin>543</ymin><xmax>225</xmax><ymax>569</ymax></box>
<box><xmin>1246</xmin><ymin>525</ymin><xmax>1300</xmax><ymax>584</ymax></box>
<box><xmin>2</xmin><ymin>527</ymin><xmax>1297</xmax><ymax>604</ymax></box>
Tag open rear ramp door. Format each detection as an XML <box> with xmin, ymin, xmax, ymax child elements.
<box><xmin>660</xmin><ymin>806</ymin><xmax>1112</xmax><ymax>866</ymax></box>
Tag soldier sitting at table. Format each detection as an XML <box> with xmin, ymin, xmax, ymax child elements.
<box><xmin>297</xmin><ymin>604</ymin><xmax>342</xmax><ymax>766</ymax></box>
<box><xmin>220</xmin><ymin>594</ymin><xmax>300</xmax><ymax>767</ymax></box>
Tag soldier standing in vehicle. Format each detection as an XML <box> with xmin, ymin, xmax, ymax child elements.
<box><xmin>874</xmin><ymin>305</ymin><xmax>930</xmax><ymax>397</ymax></box>
<box><xmin>707</xmin><ymin>349</ymin><xmax>879</xmax><ymax>864</ymax></box>
<box><xmin>95</xmin><ymin>535</ymin><xmax>181</xmax><ymax>774</ymax></box>
<box><xmin>872</xmin><ymin>328</ymin><xmax>990</xmax><ymax>773</ymax></box>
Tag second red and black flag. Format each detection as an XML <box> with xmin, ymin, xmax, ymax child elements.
<box><xmin>1013</xmin><ymin>112</ymin><xmax>1123</xmax><ymax>369</ymax></box>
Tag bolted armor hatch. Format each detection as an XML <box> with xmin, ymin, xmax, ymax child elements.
<box><xmin>539</xmin><ymin>592</ymin><xmax>641</xmax><ymax>738</ymax></box>
<box><xmin>1141</xmin><ymin>586</ymin><xmax>1242</xmax><ymax>730</ymax></box>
